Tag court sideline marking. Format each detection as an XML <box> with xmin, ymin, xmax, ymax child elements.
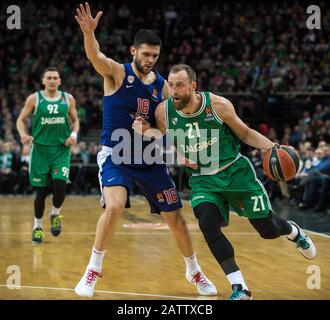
<box><xmin>0</xmin><ymin>284</ymin><xmax>207</xmax><ymax>300</ymax></box>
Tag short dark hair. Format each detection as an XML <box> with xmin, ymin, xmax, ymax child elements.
<box><xmin>133</xmin><ymin>29</ymin><xmax>162</xmax><ymax>49</ymax></box>
<box><xmin>42</xmin><ymin>66</ymin><xmax>60</xmax><ymax>78</ymax></box>
<box><xmin>169</xmin><ymin>64</ymin><xmax>197</xmax><ymax>82</ymax></box>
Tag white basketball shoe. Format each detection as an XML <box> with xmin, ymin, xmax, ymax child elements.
<box><xmin>74</xmin><ymin>266</ymin><xmax>102</xmax><ymax>297</ymax></box>
<box><xmin>186</xmin><ymin>269</ymin><xmax>217</xmax><ymax>296</ymax></box>
<box><xmin>287</xmin><ymin>221</ymin><xmax>316</xmax><ymax>260</ymax></box>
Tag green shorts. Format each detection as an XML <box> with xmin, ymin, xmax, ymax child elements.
<box><xmin>189</xmin><ymin>156</ymin><xmax>272</xmax><ymax>222</ymax></box>
<box><xmin>29</xmin><ymin>143</ymin><xmax>71</xmax><ymax>187</ymax></box>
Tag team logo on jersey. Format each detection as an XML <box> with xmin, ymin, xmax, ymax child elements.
<box><xmin>205</xmin><ymin>107</ymin><xmax>214</xmax><ymax>121</ymax></box>
<box><xmin>60</xmin><ymin>96</ymin><xmax>66</xmax><ymax>104</ymax></box>
<box><xmin>171</xmin><ymin>117</ymin><xmax>178</xmax><ymax>125</ymax></box>
<box><xmin>152</xmin><ymin>88</ymin><xmax>158</xmax><ymax>102</ymax></box>
<box><xmin>156</xmin><ymin>192</ymin><xmax>165</xmax><ymax>203</ymax></box>
<box><xmin>127</xmin><ymin>75</ymin><xmax>135</xmax><ymax>84</ymax></box>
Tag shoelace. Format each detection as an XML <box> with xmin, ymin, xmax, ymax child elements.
<box><xmin>51</xmin><ymin>215</ymin><xmax>63</xmax><ymax>228</ymax></box>
<box><xmin>297</xmin><ymin>236</ymin><xmax>310</xmax><ymax>250</ymax></box>
<box><xmin>229</xmin><ymin>285</ymin><xmax>250</xmax><ymax>300</ymax></box>
<box><xmin>229</xmin><ymin>289</ymin><xmax>241</xmax><ymax>300</ymax></box>
<box><xmin>85</xmin><ymin>269</ymin><xmax>102</xmax><ymax>286</ymax></box>
<box><xmin>191</xmin><ymin>272</ymin><xmax>209</xmax><ymax>288</ymax></box>
<box><xmin>34</xmin><ymin>229</ymin><xmax>43</xmax><ymax>238</ymax></box>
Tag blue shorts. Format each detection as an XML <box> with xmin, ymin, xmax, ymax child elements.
<box><xmin>97</xmin><ymin>146</ymin><xmax>183</xmax><ymax>213</ymax></box>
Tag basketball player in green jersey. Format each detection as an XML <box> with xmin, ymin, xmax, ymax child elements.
<box><xmin>133</xmin><ymin>64</ymin><xmax>316</xmax><ymax>300</ymax></box>
<box><xmin>16</xmin><ymin>66</ymin><xmax>80</xmax><ymax>244</ymax></box>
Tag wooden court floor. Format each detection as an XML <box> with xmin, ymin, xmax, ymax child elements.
<box><xmin>0</xmin><ymin>195</ymin><xmax>329</xmax><ymax>300</ymax></box>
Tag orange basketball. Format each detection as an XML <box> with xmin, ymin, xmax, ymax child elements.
<box><xmin>262</xmin><ymin>145</ymin><xmax>300</xmax><ymax>181</ymax></box>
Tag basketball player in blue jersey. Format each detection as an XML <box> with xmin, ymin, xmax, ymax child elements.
<box><xmin>74</xmin><ymin>3</ymin><xmax>216</xmax><ymax>297</ymax></box>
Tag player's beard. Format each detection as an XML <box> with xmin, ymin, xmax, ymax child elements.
<box><xmin>172</xmin><ymin>93</ymin><xmax>192</xmax><ymax>111</ymax></box>
<box><xmin>134</xmin><ymin>57</ymin><xmax>152</xmax><ymax>75</ymax></box>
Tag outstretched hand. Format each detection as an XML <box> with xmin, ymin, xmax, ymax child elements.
<box><xmin>75</xmin><ymin>2</ymin><xmax>103</xmax><ymax>34</ymax></box>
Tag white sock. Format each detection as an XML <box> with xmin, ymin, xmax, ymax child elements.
<box><xmin>50</xmin><ymin>206</ymin><xmax>61</xmax><ymax>216</ymax></box>
<box><xmin>227</xmin><ymin>270</ymin><xmax>249</xmax><ymax>291</ymax></box>
<box><xmin>88</xmin><ymin>247</ymin><xmax>106</xmax><ymax>272</ymax></box>
<box><xmin>183</xmin><ymin>252</ymin><xmax>200</xmax><ymax>275</ymax></box>
<box><xmin>287</xmin><ymin>224</ymin><xmax>299</xmax><ymax>240</ymax></box>
<box><xmin>34</xmin><ymin>218</ymin><xmax>43</xmax><ymax>229</ymax></box>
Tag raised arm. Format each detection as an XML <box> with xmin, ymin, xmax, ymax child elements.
<box><xmin>16</xmin><ymin>94</ymin><xmax>36</xmax><ymax>144</ymax></box>
<box><xmin>210</xmin><ymin>93</ymin><xmax>275</xmax><ymax>151</ymax></box>
<box><xmin>75</xmin><ymin>3</ymin><xmax>123</xmax><ymax>78</ymax></box>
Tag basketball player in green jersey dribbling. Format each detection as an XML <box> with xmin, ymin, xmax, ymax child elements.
<box><xmin>16</xmin><ymin>66</ymin><xmax>80</xmax><ymax>244</ymax></box>
<box><xmin>133</xmin><ymin>64</ymin><xmax>316</xmax><ymax>300</ymax></box>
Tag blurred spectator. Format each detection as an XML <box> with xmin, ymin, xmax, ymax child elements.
<box><xmin>13</xmin><ymin>144</ymin><xmax>32</xmax><ymax>195</ymax></box>
<box><xmin>1</xmin><ymin>1</ymin><xmax>330</xmax><ymax>198</ymax></box>
<box><xmin>0</xmin><ymin>142</ymin><xmax>17</xmax><ymax>194</ymax></box>
<box><xmin>298</xmin><ymin>144</ymin><xmax>330</xmax><ymax>210</ymax></box>
<box><xmin>259</xmin><ymin>123</ymin><xmax>269</xmax><ymax>138</ymax></box>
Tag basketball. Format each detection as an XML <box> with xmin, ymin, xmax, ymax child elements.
<box><xmin>262</xmin><ymin>145</ymin><xmax>300</xmax><ymax>182</ymax></box>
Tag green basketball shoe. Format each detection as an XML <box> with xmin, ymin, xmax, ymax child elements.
<box><xmin>50</xmin><ymin>215</ymin><xmax>62</xmax><ymax>237</ymax></box>
<box><xmin>32</xmin><ymin>227</ymin><xmax>44</xmax><ymax>244</ymax></box>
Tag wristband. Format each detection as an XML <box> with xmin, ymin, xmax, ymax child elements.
<box><xmin>70</xmin><ymin>132</ymin><xmax>77</xmax><ymax>140</ymax></box>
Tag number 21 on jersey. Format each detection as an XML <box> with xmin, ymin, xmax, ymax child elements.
<box><xmin>251</xmin><ymin>195</ymin><xmax>265</xmax><ymax>212</ymax></box>
<box><xmin>186</xmin><ymin>122</ymin><xmax>201</xmax><ymax>139</ymax></box>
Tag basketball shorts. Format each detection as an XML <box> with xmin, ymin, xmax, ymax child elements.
<box><xmin>189</xmin><ymin>156</ymin><xmax>272</xmax><ymax>222</ymax></box>
<box><xmin>97</xmin><ymin>146</ymin><xmax>183</xmax><ymax>213</ymax></box>
<box><xmin>29</xmin><ymin>143</ymin><xmax>71</xmax><ymax>187</ymax></box>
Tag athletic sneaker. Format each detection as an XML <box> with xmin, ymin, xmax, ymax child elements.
<box><xmin>50</xmin><ymin>215</ymin><xmax>62</xmax><ymax>237</ymax></box>
<box><xmin>186</xmin><ymin>270</ymin><xmax>217</xmax><ymax>296</ymax></box>
<box><xmin>32</xmin><ymin>227</ymin><xmax>44</xmax><ymax>244</ymax></box>
<box><xmin>74</xmin><ymin>266</ymin><xmax>103</xmax><ymax>297</ymax></box>
<box><xmin>287</xmin><ymin>221</ymin><xmax>316</xmax><ymax>260</ymax></box>
<box><xmin>228</xmin><ymin>284</ymin><xmax>252</xmax><ymax>300</ymax></box>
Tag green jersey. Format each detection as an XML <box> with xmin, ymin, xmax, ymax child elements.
<box><xmin>165</xmin><ymin>91</ymin><xmax>241</xmax><ymax>175</ymax></box>
<box><xmin>32</xmin><ymin>90</ymin><xmax>71</xmax><ymax>145</ymax></box>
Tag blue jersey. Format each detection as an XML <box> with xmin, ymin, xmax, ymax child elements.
<box><xmin>100</xmin><ymin>63</ymin><xmax>165</xmax><ymax>166</ymax></box>
<box><xmin>97</xmin><ymin>63</ymin><xmax>182</xmax><ymax>213</ymax></box>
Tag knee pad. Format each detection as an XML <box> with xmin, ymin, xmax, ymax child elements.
<box><xmin>34</xmin><ymin>187</ymin><xmax>50</xmax><ymax>219</ymax></box>
<box><xmin>52</xmin><ymin>179</ymin><xmax>67</xmax><ymax>208</ymax></box>
<box><xmin>258</xmin><ymin>229</ymin><xmax>279</xmax><ymax>239</ymax></box>
<box><xmin>35</xmin><ymin>187</ymin><xmax>50</xmax><ymax>200</ymax></box>
<box><xmin>52</xmin><ymin>179</ymin><xmax>67</xmax><ymax>192</ymax></box>
<box><xmin>194</xmin><ymin>202</ymin><xmax>223</xmax><ymax>242</ymax></box>
<box><xmin>250</xmin><ymin>213</ymin><xmax>281</xmax><ymax>239</ymax></box>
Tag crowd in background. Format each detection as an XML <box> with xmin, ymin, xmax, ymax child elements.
<box><xmin>0</xmin><ymin>1</ymin><xmax>329</xmax><ymax>211</ymax></box>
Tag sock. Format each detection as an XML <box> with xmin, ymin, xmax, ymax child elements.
<box><xmin>286</xmin><ymin>224</ymin><xmax>299</xmax><ymax>240</ymax></box>
<box><xmin>88</xmin><ymin>247</ymin><xmax>106</xmax><ymax>272</ymax></box>
<box><xmin>227</xmin><ymin>270</ymin><xmax>249</xmax><ymax>291</ymax></box>
<box><xmin>34</xmin><ymin>218</ymin><xmax>43</xmax><ymax>229</ymax></box>
<box><xmin>183</xmin><ymin>252</ymin><xmax>200</xmax><ymax>275</ymax></box>
<box><xmin>50</xmin><ymin>206</ymin><xmax>61</xmax><ymax>216</ymax></box>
